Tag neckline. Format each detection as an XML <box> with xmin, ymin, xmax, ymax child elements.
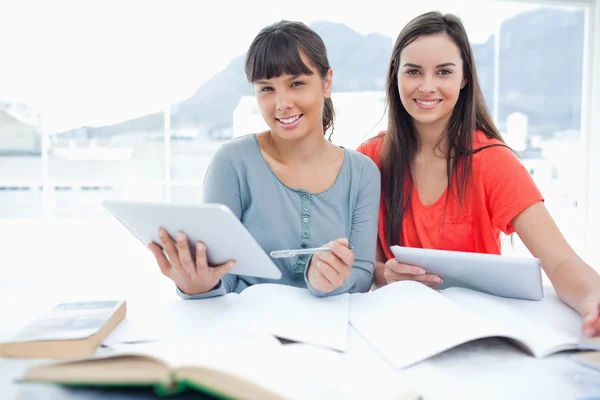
<box><xmin>251</xmin><ymin>133</ymin><xmax>347</xmax><ymax>196</ymax></box>
<box><xmin>412</xmin><ymin>183</ymin><xmax>448</xmax><ymax>210</ymax></box>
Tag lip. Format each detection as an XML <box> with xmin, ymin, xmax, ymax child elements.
<box><xmin>276</xmin><ymin>114</ymin><xmax>303</xmax><ymax>129</ymax></box>
<box><xmin>413</xmin><ymin>99</ymin><xmax>442</xmax><ymax>110</ymax></box>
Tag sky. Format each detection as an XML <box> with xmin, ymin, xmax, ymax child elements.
<box><xmin>0</xmin><ymin>0</ymin><xmax>564</xmax><ymax>133</ymax></box>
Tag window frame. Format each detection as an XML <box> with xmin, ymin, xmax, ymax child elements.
<box><xmin>2</xmin><ymin>0</ymin><xmax>598</xmax><ymax>264</ymax></box>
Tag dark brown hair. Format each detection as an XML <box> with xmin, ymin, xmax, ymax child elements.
<box><xmin>381</xmin><ymin>11</ymin><xmax>504</xmax><ymax>247</ymax></box>
<box><xmin>245</xmin><ymin>20</ymin><xmax>334</xmax><ymax>136</ymax></box>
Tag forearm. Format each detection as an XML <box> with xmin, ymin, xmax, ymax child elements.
<box><xmin>549</xmin><ymin>256</ymin><xmax>600</xmax><ymax>314</ymax></box>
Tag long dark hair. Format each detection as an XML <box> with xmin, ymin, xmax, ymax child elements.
<box><xmin>381</xmin><ymin>11</ymin><xmax>504</xmax><ymax>247</ymax></box>
<box><xmin>244</xmin><ymin>20</ymin><xmax>335</xmax><ymax>136</ymax></box>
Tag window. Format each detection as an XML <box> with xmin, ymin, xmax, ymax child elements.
<box><xmin>1</xmin><ymin>1</ymin><xmax>598</xmax><ymax>282</ymax></box>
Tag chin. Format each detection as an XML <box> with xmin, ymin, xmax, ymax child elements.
<box><xmin>409</xmin><ymin>113</ymin><xmax>443</xmax><ymax>125</ymax></box>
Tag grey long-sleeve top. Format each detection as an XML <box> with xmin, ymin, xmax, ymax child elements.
<box><xmin>177</xmin><ymin>134</ymin><xmax>381</xmax><ymax>299</ymax></box>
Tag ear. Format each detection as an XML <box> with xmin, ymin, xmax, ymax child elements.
<box><xmin>460</xmin><ymin>77</ymin><xmax>467</xmax><ymax>89</ymax></box>
<box><xmin>324</xmin><ymin>68</ymin><xmax>333</xmax><ymax>98</ymax></box>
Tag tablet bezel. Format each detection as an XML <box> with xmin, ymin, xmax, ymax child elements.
<box><xmin>102</xmin><ymin>200</ymin><xmax>283</xmax><ymax>280</ymax></box>
<box><xmin>390</xmin><ymin>245</ymin><xmax>544</xmax><ymax>300</ymax></box>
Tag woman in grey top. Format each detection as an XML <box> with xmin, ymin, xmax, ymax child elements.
<box><xmin>148</xmin><ymin>20</ymin><xmax>381</xmax><ymax>298</ymax></box>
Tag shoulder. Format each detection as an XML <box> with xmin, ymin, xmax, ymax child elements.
<box><xmin>472</xmin><ymin>130</ymin><xmax>521</xmax><ymax>170</ymax></box>
<box><xmin>355</xmin><ymin>131</ymin><xmax>385</xmax><ymax>165</ymax></box>
<box><xmin>210</xmin><ymin>134</ymin><xmax>260</xmax><ymax>167</ymax></box>
<box><xmin>213</xmin><ymin>134</ymin><xmax>257</xmax><ymax>158</ymax></box>
<box><xmin>344</xmin><ymin>147</ymin><xmax>380</xmax><ymax>178</ymax></box>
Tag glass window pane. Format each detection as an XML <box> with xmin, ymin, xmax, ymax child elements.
<box><xmin>48</xmin><ymin>128</ymin><xmax>165</xmax><ymax>181</ymax></box>
<box><xmin>0</xmin><ymin>186</ymin><xmax>44</xmax><ymax>218</ymax></box>
<box><xmin>458</xmin><ymin>4</ymin><xmax>586</xmax><ymax>257</ymax></box>
<box><xmin>53</xmin><ymin>186</ymin><xmax>166</xmax><ymax>218</ymax></box>
<box><xmin>0</xmin><ymin>103</ymin><xmax>41</xmax><ymax>179</ymax></box>
<box><xmin>170</xmin><ymin>133</ymin><xmax>223</xmax><ymax>182</ymax></box>
<box><xmin>170</xmin><ymin>185</ymin><xmax>203</xmax><ymax>205</ymax></box>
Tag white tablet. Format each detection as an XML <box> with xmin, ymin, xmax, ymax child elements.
<box><xmin>390</xmin><ymin>245</ymin><xmax>543</xmax><ymax>300</ymax></box>
<box><xmin>102</xmin><ymin>200</ymin><xmax>283</xmax><ymax>280</ymax></box>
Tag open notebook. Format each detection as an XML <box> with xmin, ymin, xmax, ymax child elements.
<box><xmin>20</xmin><ymin>334</ymin><xmax>420</xmax><ymax>400</ymax></box>
<box><xmin>105</xmin><ymin>283</ymin><xmax>349</xmax><ymax>352</ymax></box>
<box><xmin>350</xmin><ymin>281</ymin><xmax>592</xmax><ymax>369</ymax></box>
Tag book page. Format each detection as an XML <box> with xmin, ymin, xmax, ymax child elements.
<box><xmin>216</xmin><ymin>284</ymin><xmax>349</xmax><ymax>352</ymax></box>
<box><xmin>6</xmin><ymin>300</ymin><xmax>124</xmax><ymax>342</ymax></box>
<box><xmin>442</xmin><ymin>287</ymin><xmax>582</xmax><ymax>356</ymax></box>
<box><xmin>349</xmin><ymin>281</ymin><xmax>509</xmax><ymax>369</ymax></box>
<box><xmin>105</xmin><ymin>329</ymin><xmax>283</xmax><ymax>368</ymax></box>
<box><xmin>103</xmin><ymin>294</ymin><xmax>237</xmax><ymax>346</ymax></box>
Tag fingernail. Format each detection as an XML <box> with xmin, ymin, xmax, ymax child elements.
<box><xmin>435</xmin><ymin>277</ymin><xmax>443</xmax><ymax>284</ymax></box>
<box><xmin>417</xmin><ymin>269</ymin><xmax>426</xmax><ymax>275</ymax></box>
<box><xmin>158</xmin><ymin>229</ymin><xmax>165</xmax><ymax>238</ymax></box>
<box><xmin>229</xmin><ymin>261</ymin><xmax>236</xmax><ymax>268</ymax></box>
<box><xmin>584</xmin><ymin>328</ymin><xmax>594</xmax><ymax>337</ymax></box>
<box><xmin>197</xmin><ymin>243</ymin><xmax>204</xmax><ymax>251</ymax></box>
<box><xmin>176</xmin><ymin>232</ymin><xmax>185</xmax><ymax>242</ymax></box>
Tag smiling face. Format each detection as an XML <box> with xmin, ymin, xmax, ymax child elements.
<box><xmin>397</xmin><ymin>33</ymin><xmax>467</xmax><ymax>133</ymax></box>
<box><xmin>253</xmin><ymin>53</ymin><xmax>332</xmax><ymax>142</ymax></box>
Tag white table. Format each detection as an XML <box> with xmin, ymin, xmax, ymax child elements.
<box><xmin>1</xmin><ymin>217</ymin><xmax>599</xmax><ymax>399</ymax></box>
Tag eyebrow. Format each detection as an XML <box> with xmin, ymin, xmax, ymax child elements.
<box><xmin>402</xmin><ymin>62</ymin><xmax>457</xmax><ymax>68</ymax></box>
<box><xmin>255</xmin><ymin>75</ymin><xmax>302</xmax><ymax>85</ymax></box>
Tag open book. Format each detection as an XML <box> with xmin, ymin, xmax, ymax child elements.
<box><xmin>20</xmin><ymin>334</ymin><xmax>420</xmax><ymax>400</ymax></box>
<box><xmin>350</xmin><ymin>281</ymin><xmax>591</xmax><ymax>369</ymax></box>
<box><xmin>106</xmin><ymin>284</ymin><xmax>349</xmax><ymax>352</ymax></box>
<box><xmin>0</xmin><ymin>300</ymin><xmax>126</xmax><ymax>359</ymax></box>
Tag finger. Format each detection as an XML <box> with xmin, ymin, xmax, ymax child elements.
<box><xmin>582</xmin><ymin>305</ymin><xmax>600</xmax><ymax>336</ymax></box>
<box><xmin>311</xmin><ymin>264</ymin><xmax>334</xmax><ymax>292</ymax></box>
<box><xmin>159</xmin><ymin>229</ymin><xmax>188</xmax><ymax>279</ymax></box>
<box><xmin>384</xmin><ymin>269</ymin><xmax>442</xmax><ymax>286</ymax></box>
<box><xmin>319</xmin><ymin>251</ymin><xmax>351</xmax><ymax>279</ymax></box>
<box><xmin>328</xmin><ymin>240</ymin><xmax>354</xmax><ymax>267</ymax></box>
<box><xmin>334</xmin><ymin>238</ymin><xmax>349</xmax><ymax>247</ymax></box>
<box><xmin>175</xmin><ymin>232</ymin><xmax>195</xmax><ymax>277</ymax></box>
<box><xmin>316</xmin><ymin>260</ymin><xmax>344</xmax><ymax>289</ymax></box>
<box><xmin>195</xmin><ymin>241</ymin><xmax>209</xmax><ymax>274</ymax></box>
<box><xmin>148</xmin><ymin>242</ymin><xmax>172</xmax><ymax>277</ymax></box>
<box><xmin>412</xmin><ymin>273</ymin><xmax>443</xmax><ymax>286</ymax></box>
<box><xmin>158</xmin><ymin>228</ymin><xmax>180</xmax><ymax>267</ymax></box>
<box><xmin>386</xmin><ymin>260</ymin><xmax>426</xmax><ymax>275</ymax></box>
<box><xmin>212</xmin><ymin>260</ymin><xmax>237</xmax><ymax>279</ymax></box>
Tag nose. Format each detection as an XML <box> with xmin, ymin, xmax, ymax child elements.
<box><xmin>418</xmin><ymin>75</ymin><xmax>436</xmax><ymax>94</ymax></box>
<box><xmin>275</xmin><ymin>90</ymin><xmax>292</xmax><ymax>111</ymax></box>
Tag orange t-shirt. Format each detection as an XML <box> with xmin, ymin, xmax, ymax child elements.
<box><xmin>357</xmin><ymin>130</ymin><xmax>544</xmax><ymax>260</ymax></box>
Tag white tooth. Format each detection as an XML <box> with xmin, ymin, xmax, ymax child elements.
<box><xmin>416</xmin><ymin>100</ymin><xmax>438</xmax><ymax>106</ymax></box>
<box><xmin>279</xmin><ymin>115</ymin><xmax>300</xmax><ymax>123</ymax></box>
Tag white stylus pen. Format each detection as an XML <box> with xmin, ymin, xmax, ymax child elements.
<box><xmin>270</xmin><ymin>245</ymin><xmax>352</xmax><ymax>259</ymax></box>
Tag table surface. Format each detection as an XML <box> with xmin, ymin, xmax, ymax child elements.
<box><xmin>1</xmin><ymin>217</ymin><xmax>599</xmax><ymax>399</ymax></box>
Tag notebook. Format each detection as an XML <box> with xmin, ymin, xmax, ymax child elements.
<box><xmin>350</xmin><ymin>281</ymin><xmax>590</xmax><ymax>369</ymax></box>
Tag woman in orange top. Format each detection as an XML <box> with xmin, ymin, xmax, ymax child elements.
<box><xmin>357</xmin><ymin>11</ymin><xmax>600</xmax><ymax>337</ymax></box>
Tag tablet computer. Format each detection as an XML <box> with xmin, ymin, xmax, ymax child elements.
<box><xmin>102</xmin><ymin>200</ymin><xmax>283</xmax><ymax>280</ymax></box>
<box><xmin>390</xmin><ymin>245</ymin><xmax>543</xmax><ymax>300</ymax></box>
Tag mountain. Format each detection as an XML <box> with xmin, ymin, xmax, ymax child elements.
<box><xmin>472</xmin><ymin>8</ymin><xmax>584</xmax><ymax>135</ymax></box>
<box><xmin>58</xmin><ymin>8</ymin><xmax>584</xmax><ymax>139</ymax></box>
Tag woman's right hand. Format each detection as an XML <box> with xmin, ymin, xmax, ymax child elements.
<box><xmin>382</xmin><ymin>259</ymin><xmax>443</xmax><ymax>287</ymax></box>
<box><xmin>147</xmin><ymin>228</ymin><xmax>236</xmax><ymax>295</ymax></box>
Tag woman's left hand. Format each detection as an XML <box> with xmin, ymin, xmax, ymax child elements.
<box><xmin>580</xmin><ymin>294</ymin><xmax>600</xmax><ymax>337</ymax></box>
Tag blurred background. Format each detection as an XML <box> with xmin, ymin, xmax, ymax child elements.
<box><xmin>1</xmin><ymin>0</ymin><xmax>599</xmax><ymax>286</ymax></box>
